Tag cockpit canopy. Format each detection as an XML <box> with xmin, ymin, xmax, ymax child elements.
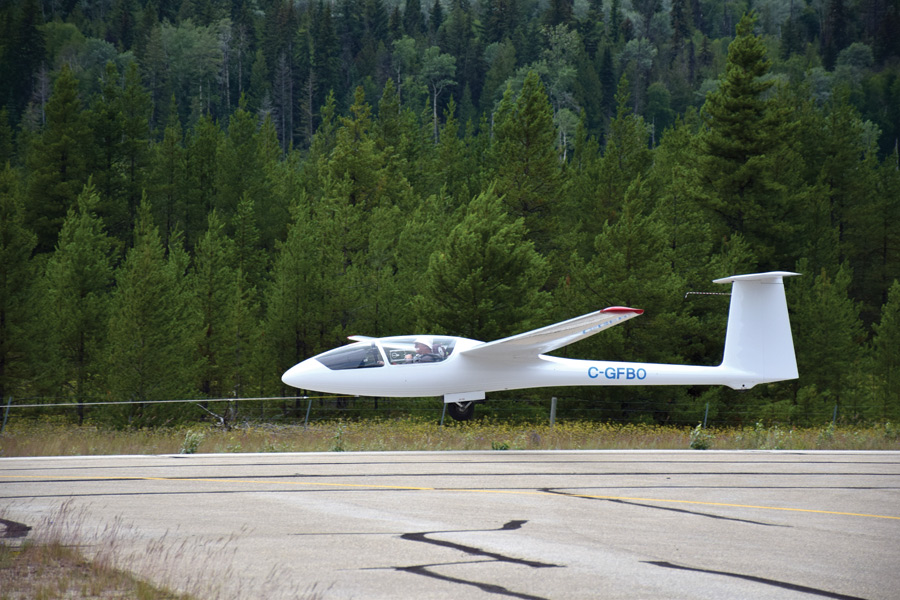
<box><xmin>315</xmin><ymin>337</ymin><xmax>457</xmax><ymax>371</ymax></box>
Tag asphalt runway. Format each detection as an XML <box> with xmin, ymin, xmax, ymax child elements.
<box><xmin>2</xmin><ymin>450</ymin><xmax>899</xmax><ymax>600</ymax></box>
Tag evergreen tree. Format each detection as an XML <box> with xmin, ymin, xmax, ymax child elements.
<box><xmin>403</xmin><ymin>0</ymin><xmax>425</xmax><ymax>38</ymax></box>
<box><xmin>5</xmin><ymin>0</ymin><xmax>46</xmax><ymax>119</ymax></box>
<box><xmin>87</xmin><ymin>62</ymin><xmax>127</xmax><ymax>239</ymax></box>
<box><xmin>265</xmin><ymin>192</ymin><xmax>347</xmax><ymax>400</ymax></box>
<box><xmin>593</xmin><ymin>75</ymin><xmax>652</xmax><ymax>227</ymax></box>
<box><xmin>645</xmin><ymin>113</ymin><xmax>722</xmax><ymax>282</ymax></box>
<box><xmin>670</xmin><ymin>0</ymin><xmax>692</xmax><ymax>50</ymax></box>
<box><xmin>184</xmin><ymin>113</ymin><xmax>222</xmax><ymax>247</ymax></box>
<box><xmin>192</xmin><ymin>211</ymin><xmax>237</xmax><ymax>400</ymax></box>
<box><xmin>429</xmin><ymin>0</ymin><xmax>444</xmax><ymax>40</ymax></box>
<box><xmin>482</xmin><ymin>0</ymin><xmax>520</xmax><ymax>45</ymax></box>
<box><xmin>0</xmin><ymin>165</ymin><xmax>38</xmax><ymax>401</ymax></box>
<box><xmin>26</xmin><ymin>64</ymin><xmax>91</xmax><ymax>253</ymax></box>
<box><xmin>148</xmin><ymin>97</ymin><xmax>188</xmax><ymax>250</ymax></box>
<box><xmin>598</xmin><ymin>45</ymin><xmax>616</xmax><ymax>120</ymax></box>
<box><xmin>105</xmin><ymin>197</ymin><xmax>201</xmax><ymax>425</ymax></box>
<box><xmin>0</xmin><ymin>107</ymin><xmax>13</xmax><ymax>166</ymax></box>
<box><xmin>312</xmin><ymin>1</ymin><xmax>342</xmax><ymax>115</ymax></box>
<box><xmin>415</xmin><ymin>185</ymin><xmax>551</xmax><ymax>341</ymax></box>
<box><xmin>231</xmin><ymin>193</ymin><xmax>268</xmax><ymax>295</ymax></box>
<box><xmin>695</xmin><ymin>12</ymin><xmax>801</xmax><ymax>268</ymax></box>
<box><xmin>436</xmin><ymin>0</ymin><xmax>479</xmax><ymax>106</ymax></box>
<box><xmin>433</xmin><ymin>97</ymin><xmax>480</xmax><ymax>203</ymax></box>
<box><xmin>118</xmin><ymin>62</ymin><xmax>152</xmax><ymax>239</ymax></box>
<box><xmin>608</xmin><ymin>0</ymin><xmax>622</xmax><ymax>43</ymax></box>
<box><xmin>822</xmin><ymin>0</ymin><xmax>851</xmax><ymax>70</ymax></box>
<box><xmin>872</xmin><ymin>281</ymin><xmax>900</xmax><ymax>421</ymax></box>
<box><xmin>107</xmin><ymin>0</ymin><xmax>138</xmax><ymax>51</ymax></box>
<box><xmin>845</xmin><ymin>149</ymin><xmax>900</xmax><ymax>324</ymax></box>
<box><xmin>490</xmin><ymin>72</ymin><xmax>562</xmax><ymax>254</ymax></box>
<box><xmin>254</xmin><ymin>113</ymin><xmax>291</xmax><ymax>251</ymax></box>
<box><xmin>790</xmin><ymin>262</ymin><xmax>865</xmax><ymax>424</ymax></box>
<box><xmin>543</xmin><ymin>0</ymin><xmax>573</xmax><ymax>28</ymax></box>
<box><xmin>43</xmin><ymin>182</ymin><xmax>115</xmax><ymax>423</ymax></box>
<box><xmin>228</xmin><ymin>193</ymin><xmax>267</xmax><ymax>402</ymax></box>
<box><xmin>217</xmin><ymin>96</ymin><xmax>260</xmax><ymax>219</ymax></box>
<box><xmin>559</xmin><ymin>184</ymin><xmax>697</xmax><ymax>422</ymax></box>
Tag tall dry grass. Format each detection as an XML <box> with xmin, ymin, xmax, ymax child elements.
<box><xmin>1</xmin><ymin>500</ymin><xmax>323</xmax><ymax>600</ymax></box>
<box><xmin>2</xmin><ymin>418</ymin><xmax>899</xmax><ymax>456</ymax></box>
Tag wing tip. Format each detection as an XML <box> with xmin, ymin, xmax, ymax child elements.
<box><xmin>602</xmin><ymin>306</ymin><xmax>644</xmax><ymax>315</ymax></box>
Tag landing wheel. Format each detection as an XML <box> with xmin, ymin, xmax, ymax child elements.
<box><xmin>446</xmin><ymin>401</ymin><xmax>475</xmax><ymax>421</ymax></box>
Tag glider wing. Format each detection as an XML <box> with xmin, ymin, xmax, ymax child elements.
<box><xmin>458</xmin><ymin>307</ymin><xmax>643</xmax><ymax>360</ymax></box>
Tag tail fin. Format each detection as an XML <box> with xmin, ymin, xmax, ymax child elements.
<box><xmin>713</xmin><ymin>271</ymin><xmax>800</xmax><ymax>390</ymax></box>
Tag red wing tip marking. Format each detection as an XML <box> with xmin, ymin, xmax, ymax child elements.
<box><xmin>602</xmin><ymin>307</ymin><xmax>644</xmax><ymax>315</ymax></box>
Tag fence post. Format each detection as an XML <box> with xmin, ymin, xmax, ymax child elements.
<box><xmin>832</xmin><ymin>403</ymin><xmax>838</xmax><ymax>425</ymax></box>
<box><xmin>0</xmin><ymin>396</ymin><xmax>12</xmax><ymax>433</ymax></box>
<box><xmin>304</xmin><ymin>398</ymin><xmax>312</xmax><ymax>428</ymax></box>
<box><xmin>440</xmin><ymin>403</ymin><xmax>446</xmax><ymax>427</ymax></box>
<box><xmin>703</xmin><ymin>402</ymin><xmax>709</xmax><ymax>429</ymax></box>
<box><xmin>550</xmin><ymin>397</ymin><xmax>557</xmax><ymax>429</ymax></box>
<box><xmin>1</xmin><ymin>396</ymin><xmax>11</xmax><ymax>434</ymax></box>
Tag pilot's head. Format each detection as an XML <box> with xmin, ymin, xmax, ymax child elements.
<box><xmin>414</xmin><ymin>337</ymin><xmax>433</xmax><ymax>354</ymax></box>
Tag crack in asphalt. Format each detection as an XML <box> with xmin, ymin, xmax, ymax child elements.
<box><xmin>394</xmin><ymin>565</ymin><xmax>551</xmax><ymax>600</ymax></box>
<box><xmin>394</xmin><ymin>519</ymin><xmax>560</xmax><ymax>599</ymax></box>
<box><xmin>645</xmin><ymin>560</ymin><xmax>868</xmax><ymax>599</ymax></box>
<box><xmin>541</xmin><ymin>488</ymin><xmax>788</xmax><ymax>527</ymax></box>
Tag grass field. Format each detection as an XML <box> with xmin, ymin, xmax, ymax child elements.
<box><xmin>2</xmin><ymin>418</ymin><xmax>899</xmax><ymax>456</ymax></box>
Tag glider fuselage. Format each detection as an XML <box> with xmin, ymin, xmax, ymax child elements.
<box><xmin>282</xmin><ymin>272</ymin><xmax>800</xmax><ymax>408</ymax></box>
<box><xmin>282</xmin><ymin>335</ymin><xmax>749</xmax><ymax>402</ymax></box>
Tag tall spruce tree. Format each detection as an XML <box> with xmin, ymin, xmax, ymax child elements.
<box><xmin>0</xmin><ymin>165</ymin><xmax>38</xmax><ymax>401</ymax></box>
<box><xmin>872</xmin><ymin>281</ymin><xmax>900</xmax><ymax>421</ymax></box>
<box><xmin>695</xmin><ymin>12</ymin><xmax>800</xmax><ymax>269</ymax></box>
<box><xmin>184</xmin><ymin>113</ymin><xmax>222</xmax><ymax>247</ymax></box>
<box><xmin>594</xmin><ymin>75</ymin><xmax>652</xmax><ymax>227</ymax></box>
<box><xmin>415</xmin><ymin>185</ymin><xmax>551</xmax><ymax>341</ymax></box>
<box><xmin>106</xmin><ymin>197</ymin><xmax>201</xmax><ymax>425</ymax></box>
<box><xmin>87</xmin><ymin>62</ymin><xmax>126</xmax><ymax>239</ymax></box>
<box><xmin>226</xmin><ymin>197</ymin><xmax>265</xmax><ymax>401</ymax></box>
<box><xmin>790</xmin><ymin>262</ymin><xmax>865</xmax><ymax>424</ymax></box>
<box><xmin>558</xmin><ymin>182</ymin><xmax>702</xmax><ymax>422</ymax></box>
<box><xmin>148</xmin><ymin>97</ymin><xmax>188</xmax><ymax>250</ymax></box>
<box><xmin>265</xmin><ymin>191</ymin><xmax>347</xmax><ymax>403</ymax></box>
<box><xmin>217</xmin><ymin>96</ymin><xmax>260</xmax><ymax>219</ymax></box>
<box><xmin>26</xmin><ymin>64</ymin><xmax>91</xmax><ymax>253</ymax></box>
<box><xmin>118</xmin><ymin>62</ymin><xmax>152</xmax><ymax>239</ymax></box>
<box><xmin>192</xmin><ymin>211</ymin><xmax>237</xmax><ymax>401</ymax></box>
<box><xmin>43</xmin><ymin>182</ymin><xmax>115</xmax><ymax>423</ymax></box>
<box><xmin>490</xmin><ymin>72</ymin><xmax>562</xmax><ymax>254</ymax></box>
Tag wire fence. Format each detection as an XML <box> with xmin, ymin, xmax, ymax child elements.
<box><xmin>1</xmin><ymin>393</ymin><xmax>851</xmax><ymax>433</ymax></box>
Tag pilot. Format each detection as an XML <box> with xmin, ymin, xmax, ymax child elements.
<box><xmin>413</xmin><ymin>337</ymin><xmax>436</xmax><ymax>362</ymax></box>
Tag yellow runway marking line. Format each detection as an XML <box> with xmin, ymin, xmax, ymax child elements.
<box><xmin>3</xmin><ymin>474</ymin><xmax>900</xmax><ymax>521</ymax></box>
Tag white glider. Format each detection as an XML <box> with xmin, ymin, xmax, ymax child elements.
<box><xmin>282</xmin><ymin>272</ymin><xmax>800</xmax><ymax>420</ymax></box>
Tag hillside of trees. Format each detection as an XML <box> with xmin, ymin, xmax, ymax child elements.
<box><xmin>1</xmin><ymin>0</ymin><xmax>899</xmax><ymax>427</ymax></box>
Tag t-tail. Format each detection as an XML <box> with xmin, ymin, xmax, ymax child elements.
<box><xmin>713</xmin><ymin>271</ymin><xmax>799</xmax><ymax>390</ymax></box>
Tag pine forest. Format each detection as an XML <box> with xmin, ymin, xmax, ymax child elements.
<box><xmin>1</xmin><ymin>0</ymin><xmax>899</xmax><ymax>428</ymax></box>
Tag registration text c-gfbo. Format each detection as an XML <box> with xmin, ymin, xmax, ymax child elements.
<box><xmin>588</xmin><ymin>366</ymin><xmax>647</xmax><ymax>380</ymax></box>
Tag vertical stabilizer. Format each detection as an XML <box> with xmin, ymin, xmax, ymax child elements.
<box><xmin>713</xmin><ymin>271</ymin><xmax>800</xmax><ymax>389</ymax></box>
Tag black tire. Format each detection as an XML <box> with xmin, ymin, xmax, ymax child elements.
<box><xmin>446</xmin><ymin>401</ymin><xmax>475</xmax><ymax>421</ymax></box>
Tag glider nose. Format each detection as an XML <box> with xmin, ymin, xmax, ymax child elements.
<box><xmin>282</xmin><ymin>358</ymin><xmax>324</xmax><ymax>389</ymax></box>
